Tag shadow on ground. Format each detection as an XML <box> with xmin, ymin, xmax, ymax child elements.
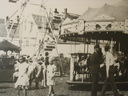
<box><xmin>68</xmin><ymin>84</ymin><xmax>128</xmax><ymax>91</ymax></box>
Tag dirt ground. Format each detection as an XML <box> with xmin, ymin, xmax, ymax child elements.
<box><xmin>0</xmin><ymin>76</ymin><xmax>128</xmax><ymax>96</ymax></box>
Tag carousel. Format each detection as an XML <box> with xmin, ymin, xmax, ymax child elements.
<box><xmin>59</xmin><ymin>17</ymin><xmax>128</xmax><ymax>85</ymax></box>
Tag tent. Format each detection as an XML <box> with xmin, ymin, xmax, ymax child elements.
<box><xmin>0</xmin><ymin>40</ymin><xmax>20</xmax><ymax>53</ymax></box>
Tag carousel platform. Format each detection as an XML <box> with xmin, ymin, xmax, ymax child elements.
<box><xmin>66</xmin><ymin>80</ymin><xmax>128</xmax><ymax>86</ymax></box>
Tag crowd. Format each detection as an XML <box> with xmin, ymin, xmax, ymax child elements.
<box><xmin>11</xmin><ymin>44</ymin><xmax>128</xmax><ymax>96</ymax></box>
<box><xmin>13</xmin><ymin>52</ymin><xmax>57</xmax><ymax>96</ymax></box>
<box><xmin>73</xmin><ymin>44</ymin><xmax>127</xmax><ymax>96</ymax></box>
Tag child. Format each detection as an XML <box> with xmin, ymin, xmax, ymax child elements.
<box><xmin>15</xmin><ymin>56</ymin><xmax>29</xmax><ymax>96</ymax></box>
<box><xmin>47</xmin><ymin>57</ymin><xmax>57</xmax><ymax>96</ymax></box>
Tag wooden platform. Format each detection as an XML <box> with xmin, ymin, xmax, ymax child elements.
<box><xmin>66</xmin><ymin>80</ymin><xmax>128</xmax><ymax>85</ymax></box>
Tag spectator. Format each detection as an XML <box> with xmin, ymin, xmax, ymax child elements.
<box><xmin>101</xmin><ymin>45</ymin><xmax>121</xmax><ymax>96</ymax></box>
<box><xmin>88</xmin><ymin>44</ymin><xmax>103</xmax><ymax>96</ymax></box>
<box><xmin>15</xmin><ymin>56</ymin><xmax>29</xmax><ymax>96</ymax></box>
<box><xmin>47</xmin><ymin>57</ymin><xmax>57</xmax><ymax>96</ymax></box>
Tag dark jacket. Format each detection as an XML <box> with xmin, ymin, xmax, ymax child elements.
<box><xmin>88</xmin><ymin>52</ymin><xmax>103</xmax><ymax>74</ymax></box>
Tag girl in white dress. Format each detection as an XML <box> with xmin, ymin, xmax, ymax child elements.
<box><xmin>47</xmin><ymin>58</ymin><xmax>57</xmax><ymax>96</ymax></box>
<box><xmin>15</xmin><ymin>56</ymin><xmax>29</xmax><ymax>96</ymax></box>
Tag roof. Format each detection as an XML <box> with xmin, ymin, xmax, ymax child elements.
<box><xmin>0</xmin><ymin>19</ymin><xmax>7</xmax><ymax>37</ymax></box>
<box><xmin>79</xmin><ymin>4</ymin><xmax>128</xmax><ymax>21</ymax></box>
<box><xmin>0</xmin><ymin>40</ymin><xmax>20</xmax><ymax>52</ymax></box>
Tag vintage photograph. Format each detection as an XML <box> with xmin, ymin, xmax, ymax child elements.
<box><xmin>0</xmin><ymin>0</ymin><xmax>128</xmax><ymax>96</ymax></box>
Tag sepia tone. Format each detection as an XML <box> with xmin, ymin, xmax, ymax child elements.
<box><xmin>0</xmin><ymin>0</ymin><xmax>128</xmax><ymax>96</ymax></box>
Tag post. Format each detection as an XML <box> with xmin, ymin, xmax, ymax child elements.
<box><xmin>70</xmin><ymin>54</ymin><xmax>77</xmax><ymax>81</ymax></box>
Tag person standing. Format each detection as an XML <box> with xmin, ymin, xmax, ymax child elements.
<box><xmin>15</xmin><ymin>56</ymin><xmax>29</xmax><ymax>96</ymax></box>
<box><xmin>59</xmin><ymin>53</ymin><xmax>64</xmax><ymax>76</ymax></box>
<box><xmin>101</xmin><ymin>45</ymin><xmax>120</xmax><ymax>96</ymax></box>
<box><xmin>40</xmin><ymin>57</ymin><xmax>47</xmax><ymax>87</ymax></box>
<box><xmin>45</xmin><ymin>52</ymin><xmax>49</xmax><ymax>67</ymax></box>
<box><xmin>34</xmin><ymin>59</ymin><xmax>43</xmax><ymax>89</ymax></box>
<box><xmin>43</xmin><ymin>52</ymin><xmax>49</xmax><ymax>87</ymax></box>
<box><xmin>27</xmin><ymin>58</ymin><xmax>36</xmax><ymax>89</ymax></box>
<box><xmin>88</xmin><ymin>44</ymin><xmax>103</xmax><ymax>96</ymax></box>
<box><xmin>13</xmin><ymin>60</ymin><xmax>20</xmax><ymax>82</ymax></box>
<box><xmin>47</xmin><ymin>57</ymin><xmax>57</xmax><ymax>96</ymax></box>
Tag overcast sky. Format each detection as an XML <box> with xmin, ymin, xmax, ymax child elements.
<box><xmin>0</xmin><ymin>0</ymin><xmax>122</xmax><ymax>18</ymax></box>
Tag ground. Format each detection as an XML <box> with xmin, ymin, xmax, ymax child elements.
<box><xmin>0</xmin><ymin>76</ymin><xmax>128</xmax><ymax>96</ymax></box>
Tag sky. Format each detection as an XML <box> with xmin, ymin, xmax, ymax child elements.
<box><xmin>0</xmin><ymin>0</ymin><xmax>122</xmax><ymax>18</ymax></box>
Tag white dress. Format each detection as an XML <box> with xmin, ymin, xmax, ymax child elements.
<box><xmin>47</xmin><ymin>64</ymin><xmax>56</xmax><ymax>86</ymax></box>
<box><xmin>15</xmin><ymin>62</ymin><xmax>29</xmax><ymax>88</ymax></box>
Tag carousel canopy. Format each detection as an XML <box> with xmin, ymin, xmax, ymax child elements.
<box><xmin>60</xmin><ymin>2</ymin><xmax>128</xmax><ymax>42</ymax></box>
<box><xmin>0</xmin><ymin>40</ymin><xmax>20</xmax><ymax>52</ymax></box>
